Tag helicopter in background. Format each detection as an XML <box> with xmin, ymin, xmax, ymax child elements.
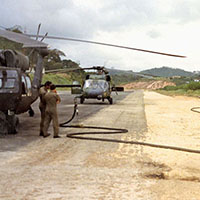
<box><xmin>0</xmin><ymin>25</ymin><xmax>186</xmax><ymax>134</ymax></box>
<box><xmin>45</xmin><ymin>65</ymin><xmax>123</xmax><ymax>104</ymax></box>
<box><xmin>71</xmin><ymin>66</ymin><xmax>123</xmax><ymax>104</ymax></box>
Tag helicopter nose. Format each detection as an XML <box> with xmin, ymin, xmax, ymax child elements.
<box><xmin>86</xmin><ymin>88</ymin><xmax>104</xmax><ymax>97</ymax></box>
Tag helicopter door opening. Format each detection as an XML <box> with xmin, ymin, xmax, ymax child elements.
<box><xmin>71</xmin><ymin>81</ymin><xmax>82</xmax><ymax>95</ymax></box>
<box><xmin>21</xmin><ymin>75</ymin><xmax>32</xmax><ymax>96</ymax></box>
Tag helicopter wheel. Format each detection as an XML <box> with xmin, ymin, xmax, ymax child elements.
<box><xmin>108</xmin><ymin>97</ymin><xmax>113</xmax><ymax>104</ymax></box>
<box><xmin>80</xmin><ymin>97</ymin><xmax>85</xmax><ymax>104</ymax></box>
<box><xmin>0</xmin><ymin>111</ymin><xmax>8</xmax><ymax>135</ymax></box>
<box><xmin>14</xmin><ymin>117</ymin><xmax>19</xmax><ymax>133</ymax></box>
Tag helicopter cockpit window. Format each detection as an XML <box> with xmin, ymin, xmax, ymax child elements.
<box><xmin>25</xmin><ymin>76</ymin><xmax>32</xmax><ymax>96</ymax></box>
<box><xmin>4</xmin><ymin>79</ymin><xmax>16</xmax><ymax>88</ymax></box>
<box><xmin>84</xmin><ymin>80</ymin><xmax>108</xmax><ymax>90</ymax></box>
<box><xmin>99</xmin><ymin>80</ymin><xmax>109</xmax><ymax>89</ymax></box>
<box><xmin>83</xmin><ymin>80</ymin><xmax>95</xmax><ymax>88</ymax></box>
<box><xmin>0</xmin><ymin>69</ymin><xmax>19</xmax><ymax>93</ymax></box>
<box><xmin>21</xmin><ymin>75</ymin><xmax>32</xmax><ymax>96</ymax></box>
<box><xmin>0</xmin><ymin>78</ymin><xmax>15</xmax><ymax>89</ymax></box>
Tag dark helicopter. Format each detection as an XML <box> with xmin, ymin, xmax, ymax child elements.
<box><xmin>0</xmin><ymin>28</ymin><xmax>49</xmax><ymax>134</ymax></box>
<box><xmin>71</xmin><ymin>66</ymin><xmax>123</xmax><ymax>104</ymax></box>
<box><xmin>0</xmin><ymin>26</ymin><xmax>186</xmax><ymax>134</ymax></box>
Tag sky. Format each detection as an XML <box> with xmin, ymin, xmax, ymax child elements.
<box><xmin>1</xmin><ymin>0</ymin><xmax>200</xmax><ymax>72</ymax></box>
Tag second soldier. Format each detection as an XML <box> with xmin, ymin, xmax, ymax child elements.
<box><xmin>39</xmin><ymin>81</ymin><xmax>52</xmax><ymax>136</ymax></box>
<box><xmin>43</xmin><ymin>84</ymin><xmax>61</xmax><ymax>138</ymax></box>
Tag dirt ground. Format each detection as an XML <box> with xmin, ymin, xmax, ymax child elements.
<box><xmin>0</xmin><ymin>90</ymin><xmax>200</xmax><ymax>199</ymax></box>
<box><xmin>143</xmin><ymin>91</ymin><xmax>200</xmax><ymax>199</ymax></box>
<box><xmin>123</xmin><ymin>80</ymin><xmax>175</xmax><ymax>90</ymax></box>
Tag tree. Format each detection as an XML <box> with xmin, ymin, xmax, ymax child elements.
<box><xmin>44</xmin><ymin>49</ymin><xmax>66</xmax><ymax>70</ymax></box>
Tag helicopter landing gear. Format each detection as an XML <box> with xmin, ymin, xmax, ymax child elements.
<box><xmin>28</xmin><ymin>106</ymin><xmax>35</xmax><ymax>117</ymax></box>
<box><xmin>108</xmin><ymin>97</ymin><xmax>113</xmax><ymax>104</ymax></box>
<box><xmin>0</xmin><ymin>111</ymin><xmax>19</xmax><ymax>135</ymax></box>
<box><xmin>0</xmin><ymin>111</ymin><xmax>8</xmax><ymax>135</ymax></box>
<box><xmin>80</xmin><ymin>97</ymin><xmax>85</xmax><ymax>104</ymax></box>
<box><xmin>7</xmin><ymin>113</ymin><xmax>19</xmax><ymax>134</ymax></box>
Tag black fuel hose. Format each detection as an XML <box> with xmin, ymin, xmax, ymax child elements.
<box><xmin>60</xmin><ymin>100</ymin><xmax>200</xmax><ymax>154</ymax></box>
<box><xmin>191</xmin><ymin>107</ymin><xmax>200</xmax><ymax>113</ymax></box>
<box><xmin>59</xmin><ymin>97</ymin><xmax>129</xmax><ymax>136</ymax></box>
<box><xmin>59</xmin><ymin>104</ymin><xmax>78</xmax><ymax>126</ymax></box>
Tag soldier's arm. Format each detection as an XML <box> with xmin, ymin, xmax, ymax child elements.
<box><xmin>40</xmin><ymin>88</ymin><xmax>47</xmax><ymax>103</ymax></box>
<box><xmin>56</xmin><ymin>94</ymin><xmax>61</xmax><ymax>104</ymax></box>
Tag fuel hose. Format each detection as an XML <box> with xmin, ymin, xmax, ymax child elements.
<box><xmin>191</xmin><ymin>107</ymin><xmax>200</xmax><ymax>113</ymax></box>
<box><xmin>60</xmin><ymin>99</ymin><xmax>200</xmax><ymax>154</ymax></box>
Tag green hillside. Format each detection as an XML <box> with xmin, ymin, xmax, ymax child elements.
<box><xmin>140</xmin><ymin>66</ymin><xmax>194</xmax><ymax>77</ymax></box>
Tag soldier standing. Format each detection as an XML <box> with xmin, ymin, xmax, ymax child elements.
<box><xmin>43</xmin><ymin>84</ymin><xmax>61</xmax><ymax>138</ymax></box>
<box><xmin>39</xmin><ymin>81</ymin><xmax>52</xmax><ymax>136</ymax></box>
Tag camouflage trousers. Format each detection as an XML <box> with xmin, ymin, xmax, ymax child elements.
<box><xmin>43</xmin><ymin>110</ymin><xmax>59</xmax><ymax>137</ymax></box>
<box><xmin>39</xmin><ymin>106</ymin><xmax>46</xmax><ymax>134</ymax></box>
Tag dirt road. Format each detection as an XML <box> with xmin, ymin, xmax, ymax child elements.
<box><xmin>0</xmin><ymin>90</ymin><xmax>200</xmax><ymax>199</ymax></box>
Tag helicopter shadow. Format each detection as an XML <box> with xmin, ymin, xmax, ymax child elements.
<box><xmin>81</xmin><ymin>102</ymin><xmax>110</xmax><ymax>106</ymax></box>
<box><xmin>79</xmin><ymin>97</ymin><xmax>112</xmax><ymax>106</ymax></box>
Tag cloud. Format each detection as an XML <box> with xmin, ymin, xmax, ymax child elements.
<box><xmin>166</xmin><ymin>0</ymin><xmax>200</xmax><ymax>24</ymax></box>
<box><xmin>1</xmin><ymin>0</ymin><xmax>200</xmax><ymax>71</ymax></box>
<box><xmin>0</xmin><ymin>0</ymin><xmax>98</xmax><ymax>38</ymax></box>
<box><xmin>146</xmin><ymin>30</ymin><xmax>161</xmax><ymax>39</ymax></box>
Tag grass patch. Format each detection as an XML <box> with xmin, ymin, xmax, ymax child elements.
<box><xmin>41</xmin><ymin>73</ymin><xmax>72</xmax><ymax>85</ymax></box>
<box><xmin>157</xmin><ymin>81</ymin><xmax>200</xmax><ymax>97</ymax></box>
<box><xmin>30</xmin><ymin>73</ymin><xmax>73</xmax><ymax>91</ymax></box>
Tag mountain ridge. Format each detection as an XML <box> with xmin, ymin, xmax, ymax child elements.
<box><xmin>140</xmin><ymin>66</ymin><xmax>194</xmax><ymax>77</ymax></box>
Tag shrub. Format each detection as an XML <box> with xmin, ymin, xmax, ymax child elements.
<box><xmin>162</xmin><ymin>81</ymin><xmax>200</xmax><ymax>91</ymax></box>
<box><xmin>185</xmin><ymin>82</ymin><xmax>200</xmax><ymax>90</ymax></box>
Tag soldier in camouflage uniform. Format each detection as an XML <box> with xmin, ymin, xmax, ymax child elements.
<box><xmin>43</xmin><ymin>84</ymin><xmax>61</xmax><ymax>138</ymax></box>
<box><xmin>39</xmin><ymin>81</ymin><xmax>52</xmax><ymax>136</ymax></box>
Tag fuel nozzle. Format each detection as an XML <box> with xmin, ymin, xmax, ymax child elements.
<box><xmin>74</xmin><ymin>97</ymin><xmax>77</xmax><ymax>105</ymax></box>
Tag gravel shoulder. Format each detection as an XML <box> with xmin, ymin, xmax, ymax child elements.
<box><xmin>143</xmin><ymin>91</ymin><xmax>200</xmax><ymax>200</ymax></box>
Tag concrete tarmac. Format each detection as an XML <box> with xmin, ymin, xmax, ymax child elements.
<box><xmin>0</xmin><ymin>90</ymin><xmax>154</xmax><ymax>199</ymax></box>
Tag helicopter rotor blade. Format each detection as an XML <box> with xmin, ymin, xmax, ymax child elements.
<box><xmin>81</xmin><ymin>67</ymin><xmax>102</xmax><ymax>70</ymax></box>
<box><xmin>0</xmin><ymin>29</ymin><xmax>48</xmax><ymax>48</ymax></box>
<box><xmin>44</xmin><ymin>66</ymin><xmax>106</xmax><ymax>74</ymax></box>
<box><xmin>45</xmin><ymin>67</ymin><xmax>82</xmax><ymax>74</ymax></box>
<box><xmin>25</xmin><ymin>34</ymin><xmax>186</xmax><ymax>58</ymax></box>
<box><xmin>36</xmin><ymin>23</ymin><xmax>41</xmax><ymax>41</ymax></box>
<box><xmin>41</xmin><ymin>32</ymin><xmax>48</xmax><ymax>42</ymax></box>
<box><xmin>36</xmin><ymin>23</ymin><xmax>48</xmax><ymax>42</ymax></box>
<box><xmin>28</xmin><ymin>24</ymin><xmax>44</xmax><ymax>57</ymax></box>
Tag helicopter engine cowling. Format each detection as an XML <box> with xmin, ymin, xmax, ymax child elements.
<box><xmin>3</xmin><ymin>50</ymin><xmax>29</xmax><ymax>71</ymax></box>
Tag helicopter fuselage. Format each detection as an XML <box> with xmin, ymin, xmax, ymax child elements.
<box><xmin>0</xmin><ymin>49</ymin><xmax>46</xmax><ymax>134</ymax></box>
<box><xmin>82</xmin><ymin>79</ymin><xmax>110</xmax><ymax>99</ymax></box>
<box><xmin>0</xmin><ymin>67</ymin><xmax>22</xmax><ymax>112</ymax></box>
<box><xmin>77</xmin><ymin>73</ymin><xmax>113</xmax><ymax>104</ymax></box>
